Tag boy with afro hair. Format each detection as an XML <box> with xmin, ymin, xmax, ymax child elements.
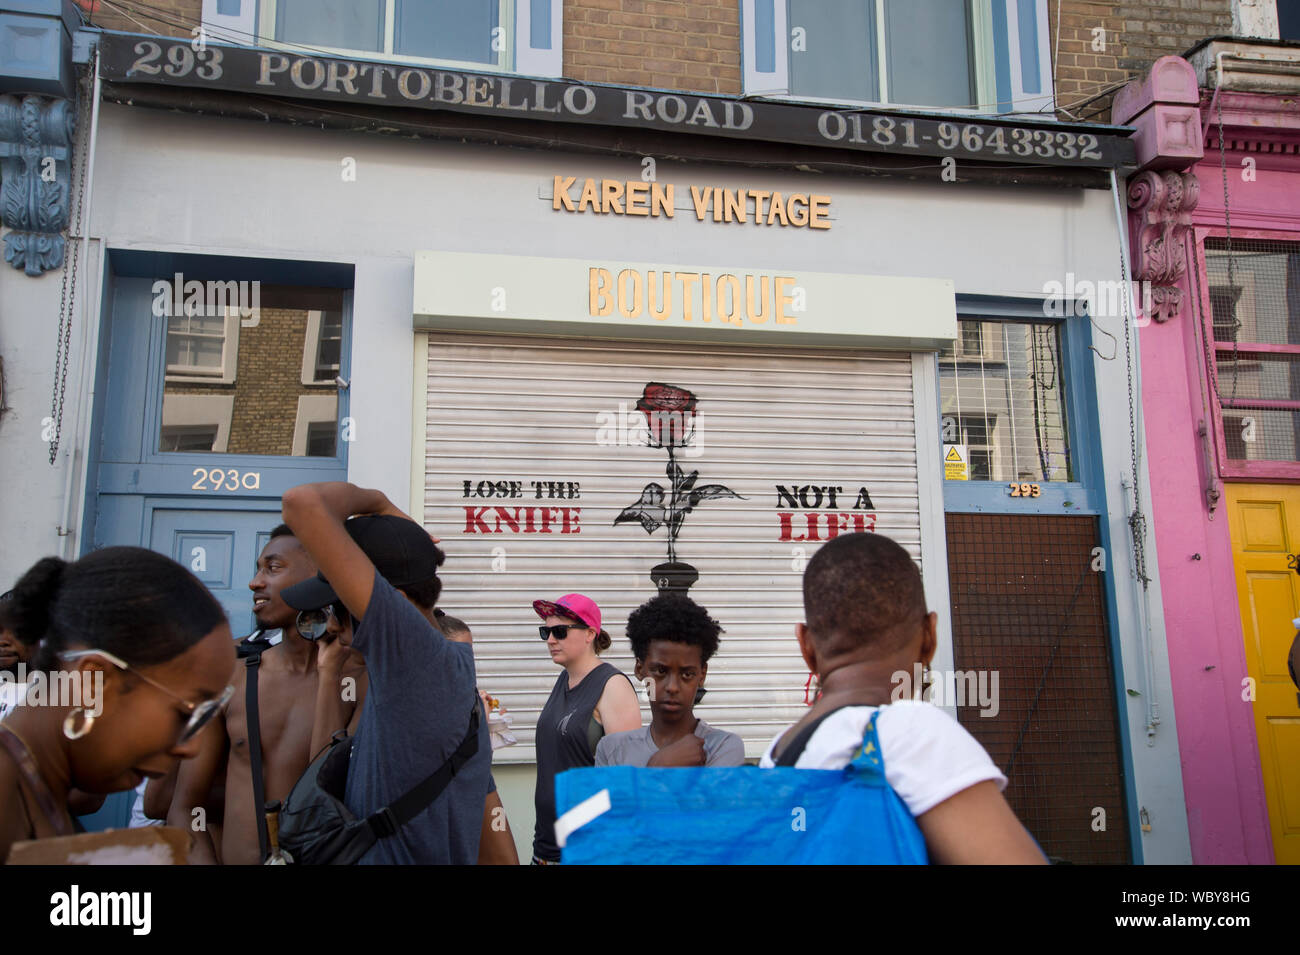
<box><xmin>595</xmin><ymin>594</ymin><xmax>745</xmax><ymax>768</ymax></box>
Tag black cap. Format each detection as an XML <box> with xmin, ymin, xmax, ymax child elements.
<box><xmin>280</xmin><ymin>515</ymin><xmax>444</xmax><ymax>611</ymax></box>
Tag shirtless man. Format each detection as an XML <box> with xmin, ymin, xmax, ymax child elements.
<box><xmin>167</xmin><ymin>525</ymin><xmax>367</xmax><ymax>864</ymax></box>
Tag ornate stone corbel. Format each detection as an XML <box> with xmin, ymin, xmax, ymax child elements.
<box><xmin>1127</xmin><ymin>169</ymin><xmax>1200</xmax><ymax>323</ymax></box>
<box><xmin>0</xmin><ymin>94</ymin><xmax>76</xmax><ymax>276</ymax></box>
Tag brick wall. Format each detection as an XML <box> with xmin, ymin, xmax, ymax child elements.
<box><xmin>80</xmin><ymin>0</ymin><xmax>198</xmax><ymax>39</ymax></box>
<box><xmin>564</xmin><ymin>0</ymin><xmax>741</xmax><ymax>93</ymax></box>
<box><xmin>1051</xmin><ymin>0</ymin><xmax>1233</xmax><ymax>121</ymax></box>
<box><xmin>82</xmin><ymin>1</ymin><xmax>1239</xmax><ymax>120</ymax></box>
<box><xmin>163</xmin><ymin>306</ymin><xmax>336</xmax><ymax>457</ymax></box>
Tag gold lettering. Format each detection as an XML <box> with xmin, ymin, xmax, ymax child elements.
<box><xmin>625</xmin><ymin>181</ymin><xmax>649</xmax><ymax>216</ymax></box>
<box><xmin>690</xmin><ymin>186</ymin><xmax>710</xmax><ymax>221</ymax></box>
<box><xmin>724</xmin><ymin>190</ymin><xmax>745</xmax><ymax>223</ymax></box>
<box><xmin>616</xmin><ymin>269</ymin><xmax>642</xmax><ymax>317</ymax></box>
<box><xmin>702</xmin><ymin>273</ymin><xmax>713</xmax><ymax>321</ymax></box>
<box><xmin>809</xmin><ymin>194</ymin><xmax>832</xmax><ymax>230</ymax></box>
<box><xmin>553</xmin><ymin>176</ymin><xmax>576</xmax><ymax>212</ymax></box>
<box><xmin>750</xmin><ymin>190</ymin><xmax>771</xmax><ymax>222</ymax></box>
<box><xmin>652</xmin><ymin>182</ymin><xmax>674</xmax><ymax>218</ymax></box>
<box><xmin>648</xmin><ymin>271</ymin><xmax>672</xmax><ymax>320</ymax></box>
<box><xmin>577</xmin><ymin>178</ymin><xmax>601</xmax><ymax>212</ymax></box>
<box><xmin>745</xmin><ymin>275</ymin><xmax>770</xmax><ymax>323</ymax></box>
<box><xmin>787</xmin><ymin>194</ymin><xmax>809</xmax><ymax>227</ymax></box>
<box><xmin>601</xmin><ymin>179</ymin><xmax>625</xmax><ymax>214</ymax></box>
<box><xmin>767</xmin><ymin>192</ymin><xmax>789</xmax><ymax>226</ymax></box>
<box><xmin>716</xmin><ymin>274</ymin><xmax>742</xmax><ymax>325</ymax></box>
<box><xmin>590</xmin><ymin>268</ymin><xmax>614</xmax><ymax>316</ymax></box>
<box><xmin>775</xmin><ymin>276</ymin><xmax>796</xmax><ymax>323</ymax></box>
<box><xmin>713</xmin><ymin>188</ymin><xmax>724</xmax><ymax>222</ymax></box>
<box><xmin>676</xmin><ymin>272</ymin><xmax>699</xmax><ymax>321</ymax></box>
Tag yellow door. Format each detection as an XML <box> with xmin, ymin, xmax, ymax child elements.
<box><xmin>1226</xmin><ymin>485</ymin><xmax>1300</xmax><ymax>864</ymax></box>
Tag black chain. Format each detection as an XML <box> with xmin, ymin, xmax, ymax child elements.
<box><xmin>48</xmin><ymin>61</ymin><xmax>93</xmax><ymax>466</ymax></box>
<box><xmin>1115</xmin><ymin>177</ymin><xmax>1149</xmax><ymax>588</ymax></box>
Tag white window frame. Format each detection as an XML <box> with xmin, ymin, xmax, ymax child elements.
<box><xmin>208</xmin><ymin>0</ymin><xmax>562</xmax><ymax>77</ymax></box>
<box><xmin>164</xmin><ymin>307</ymin><xmax>241</xmax><ymax>384</ymax></box>
<box><xmin>743</xmin><ymin>0</ymin><xmax>1053</xmax><ymax>116</ymax></box>
<box><xmin>159</xmin><ymin>394</ymin><xmax>235</xmax><ymax>453</ymax></box>
<box><xmin>300</xmin><ymin>309</ymin><xmax>344</xmax><ymax>386</ymax></box>
<box><xmin>291</xmin><ymin>394</ymin><xmax>340</xmax><ymax>456</ymax></box>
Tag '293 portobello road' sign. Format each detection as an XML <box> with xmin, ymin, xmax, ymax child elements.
<box><xmin>97</xmin><ymin>34</ymin><xmax>1136</xmax><ymax>170</ymax></box>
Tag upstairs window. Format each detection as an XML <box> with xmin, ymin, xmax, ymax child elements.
<box><xmin>1204</xmin><ymin>237</ymin><xmax>1300</xmax><ymax>473</ymax></box>
<box><xmin>743</xmin><ymin>0</ymin><xmax>1053</xmax><ymax>115</ymax></box>
<box><xmin>200</xmin><ymin>0</ymin><xmax>563</xmax><ymax>76</ymax></box>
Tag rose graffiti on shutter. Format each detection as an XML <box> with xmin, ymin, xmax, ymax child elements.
<box><xmin>613</xmin><ymin>383</ymin><xmax>746</xmax><ymax>595</ymax></box>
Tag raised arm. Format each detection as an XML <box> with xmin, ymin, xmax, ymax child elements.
<box><xmin>166</xmin><ymin>714</ymin><xmax>227</xmax><ymax>865</ymax></box>
<box><xmin>915</xmin><ymin>780</ymin><xmax>1048</xmax><ymax>864</ymax></box>
<box><xmin>280</xmin><ymin>482</ymin><xmax>409</xmax><ymax>621</ymax></box>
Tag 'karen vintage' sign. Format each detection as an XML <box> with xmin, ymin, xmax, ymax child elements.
<box><xmin>97</xmin><ymin>33</ymin><xmax>1135</xmax><ymax>170</ymax></box>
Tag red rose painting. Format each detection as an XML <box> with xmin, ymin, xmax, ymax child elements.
<box><xmin>635</xmin><ymin>382</ymin><xmax>697</xmax><ymax>448</ymax></box>
<box><xmin>615</xmin><ymin>382</ymin><xmax>744</xmax><ymax>594</ymax></box>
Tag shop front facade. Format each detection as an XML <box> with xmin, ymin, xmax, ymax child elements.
<box><xmin>0</xmin><ymin>26</ymin><xmax>1192</xmax><ymax>862</ymax></box>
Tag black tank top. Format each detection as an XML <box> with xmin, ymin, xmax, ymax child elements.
<box><xmin>532</xmin><ymin>661</ymin><xmax>629</xmax><ymax>861</ymax></box>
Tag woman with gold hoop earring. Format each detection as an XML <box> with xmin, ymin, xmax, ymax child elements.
<box><xmin>0</xmin><ymin>548</ymin><xmax>236</xmax><ymax>862</ymax></box>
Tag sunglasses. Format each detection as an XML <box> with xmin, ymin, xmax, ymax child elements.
<box><xmin>539</xmin><ymin>624</ymin><xmax>588</xmax><ymax>641</ymax></box>
<box><xmin>58</xmin><ymin>649</ymin><xmax>234</xmax><ymax>745</ymax></box>
<box><xmin>296</xmin><ymin>602</ymin><xmax>351</xmax><ymax>642</ymax></box>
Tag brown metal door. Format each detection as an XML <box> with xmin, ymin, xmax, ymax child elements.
<box><xmin>945</xmin><ymin>513</ymin><xmax>1129</xmax><ymax>864</ymax></box>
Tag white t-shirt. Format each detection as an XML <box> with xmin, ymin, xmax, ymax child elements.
<box><xmin>129</xmin><ymin>779</ymin><xmax>163</xmax><ymax>828</ymax></box>
<box><xmin>758</xmin><ymin>700</ymin><xmax>1007</xmax><ymax>818</ymax></box>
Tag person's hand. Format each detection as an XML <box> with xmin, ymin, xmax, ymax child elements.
<box><xmin>647</xmin><ymin>734</ymin><xmax>706</xmax><ymax>767</ymax></box>
<box><xmin>315</xmin><ymin>631</ymin><xmax>349</xmax><ymax>674</ymax></box>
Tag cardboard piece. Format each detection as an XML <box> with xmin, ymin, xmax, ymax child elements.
<box><xmin>7</xmin><ymin>825</ymin><xmax>190</xmax><ymax>865</ymax></box>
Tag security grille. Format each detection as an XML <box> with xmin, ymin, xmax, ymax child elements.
<box><xmin>945</xmin><ymin>512</ymin><xmax>1129</xmax><ymax>865</ymax></box>
<box><xmin>423</xmin><ymin>332</ymin><xmax>921</xmax><ymax>763</ymax></box>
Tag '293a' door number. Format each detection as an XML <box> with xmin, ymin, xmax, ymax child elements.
<box><xmin>192</xmin><ymin>468</ymin><xmax>261</xmax><ymax>491</ymax></box>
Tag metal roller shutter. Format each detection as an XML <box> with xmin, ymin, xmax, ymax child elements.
<box><xmin>423</xmin><ymin>332</ymin><xmax>920</xmax><ymax>762</ymax></box>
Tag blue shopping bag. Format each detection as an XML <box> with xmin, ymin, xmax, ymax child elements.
<box><xmin>555</xmin><ymin>713</ymin><xmax>928</xmax><ymax>864</ymax></box>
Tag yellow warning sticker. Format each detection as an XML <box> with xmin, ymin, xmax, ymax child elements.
<box><xmin>943</xmin><ymin>444</ymin><xmax>969</xmax><ymax>481</ymax></box>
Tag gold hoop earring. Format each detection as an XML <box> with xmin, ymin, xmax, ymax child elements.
<box><xmin>63</xmin><ymin>707</ymin><xmax>96</xmax><ymax>740</ymax></box>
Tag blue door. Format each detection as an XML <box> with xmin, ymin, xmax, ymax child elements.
<box><xmin>86</xmin><ymin>271</ymin><xmax>352</xmax><ymax>638</ymax></box>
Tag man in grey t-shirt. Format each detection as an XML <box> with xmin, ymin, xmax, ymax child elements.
<box><xmin>594</xmin><ymin>594</ymin><xmax>745</xmax><ymax>768</ymax></box>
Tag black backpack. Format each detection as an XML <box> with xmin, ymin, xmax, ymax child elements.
<box><xmin>275</xmin><ymin>703</ymin><xmax>480</xmax><ymax>865</ymax></box>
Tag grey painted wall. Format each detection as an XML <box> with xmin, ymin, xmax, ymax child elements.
<box><xmin>0</xmin><ymin>102</ymin><xmax>1189</xmax><ymax>862</ymax></box>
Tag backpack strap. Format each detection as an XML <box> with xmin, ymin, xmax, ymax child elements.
<box><xmin>848</xmin><ymin>709</ymin><xmax>887</xmax><ymax>780</ymax></box>
<box><xmin>774</xmin><ymin>703</ymin><xmax>856</xmax><ymax>767</ymax></box>
<box><xmin>238</xmin><ymin>633</ymin><xmax>273</xmax><ymax>863</ymax></box>
<box><xmin>364</xmin><ymin>701</ymin><xmax>480</xmax><ymax>840</ymax></box>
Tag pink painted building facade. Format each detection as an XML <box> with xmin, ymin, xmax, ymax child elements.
<box><xmin>1118</xmin><ymin>42</ymin><xmax>1300</xmax><ymax>864</ymax></box>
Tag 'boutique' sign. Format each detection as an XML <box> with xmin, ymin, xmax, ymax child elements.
<box><xmin>412</xmin><ymin>251</ymin><xmax>957</xmax><ymax>351</ymax></box>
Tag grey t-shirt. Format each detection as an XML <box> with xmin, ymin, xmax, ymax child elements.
<box><xmin>594</xmin><ymin>719</ymin><xmax>746</xmax><ymax>767</ymax></box>
<box><xmin>344</xmin><ymin>571</ymin><xmax>491</xmax><ymax>864</ymax></box>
